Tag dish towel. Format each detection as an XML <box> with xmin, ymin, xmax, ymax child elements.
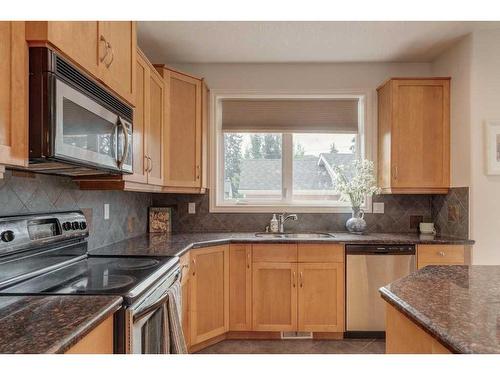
<box><xmin>166</xmin><ymin>279</ymin><xmax>188</xmax><ymax>354</ymax></box>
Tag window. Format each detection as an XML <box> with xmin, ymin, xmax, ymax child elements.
<box><xmin>212</xmin><ymin>94</ymin><xmax>369</xmax><ymax>212</ymax></box>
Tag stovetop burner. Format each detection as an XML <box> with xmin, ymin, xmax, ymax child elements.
<box><xmin>70</xmin><ymin>274</ymin><xmax>136</xmax><ymax>292</ymax></box>
<box><xmin>113</xmin><ymin>259</ymin><xmax>160</xmax><ymax>271</ymax></box>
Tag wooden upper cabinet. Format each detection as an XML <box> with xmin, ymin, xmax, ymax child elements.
<box><xmin>190</xmin><ymin>245</ymin><xmax>229</xmax><ymax>345</ymax></box>
<box><xmin>98</xmin><ymin>22</ymin><xmax>136</xmax><ymax>105</ymax></box>
<box><xmin>377</xmin><ymin>78</ymin><xmax>450</xmax><ymax>194</ymax></box>
<box><xmin>297</xmin><ymin>263</ymin><xmax>344</xmax><ymax>332</ymax></box>
<box><xmin>25</xmin><ymin>21</ymin><xmax>136</xmax><ymax>106</ymax></box>
<box><xmin>155</xmin><ymin>66</ymin><xmax>204</xmax><ymax>190</ymax></box>
<box><xmin>0</xmin><ymin>21</ymin><xmax>28</xmax><ymax>174</ymax></box>
<box><xmin>123</xmin><ymin>49</ymin><xmax>163</xmax><ymax>186</ymax></box>
<box><xmin>229</xmin><ymin>244</ymin><xmax>252</xmax><ymax>331</ymax></box>
<box><xmin>26</xmin><ymin>21</ymin><xmax>99</xmax><ymax>77</ymax></box>
<box><xmin>252</xmin><ymin>262</ymin><xmax>298</xmax><ymax>332</ymax></box>
<box><xmin>125</xmin><ymin>51</ymin><xmax>149</xmax><ymax>184</ymax></box>
<box><xmin>146</xmin><ymin>68</ymin><xmax>165</xmax><ymax>186</ymax></box>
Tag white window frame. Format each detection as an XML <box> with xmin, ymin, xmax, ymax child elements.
<box><xmin>209</xmin><ymin>89</ymin><xmax>375</xmax><ymax>213</ymax></box>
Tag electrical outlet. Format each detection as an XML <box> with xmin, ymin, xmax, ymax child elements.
<box><xmin>104</xmin><ymin>204</ymin><xmax>110</xmax><ymax>220</ymax></box>
<box><xmin>373</xmin><ymin>202</ymin><xmax>384</xmax><ymax>214</ymax></box>
<box><xmin>188</xmin><ymin>202</ymin><xmax>196</xmax><ymax>214</ymax></box>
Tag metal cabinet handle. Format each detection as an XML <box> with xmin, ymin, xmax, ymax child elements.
<box><xmin>148</xmin><ymin>156</ymin><xmax>153</xmax><ymax>173</ymax></box>
<box><xmin>438</xmin><ymin>251</ymin><xmax>446</xmax><ymax>257</ymax></box>
<box><xmin>106</xmin><ymin>43</ymin><xmax>114</xmax><ymax>68</ymax></box>
<box><xmin>192</xmin><ymin>258</ymin><xmax>196</xmax><ymax>276</ymax></box>
<box><xmin>299</xmin><ymin>272</ymin><xmax>303</xmax><ymax>288</ymax></box>
<box><xmin>99</xmin><ymin>35</ymin><xmax>109</xmax><ymax>63</ymax></box>
<box><xmin>246</xmin><ymin>251</ymin><xmax>250</xmax><ymax>269</ymax></box>
<box><xmin>393</xmin><ymin>165</ymin><xmax>398</xmax><ymax>180</ymax></box>
<box><xmin>292</xmin><ymin>271</ymin><xmax>296</xmax><ymax>288</ymax></box>
<box><xmin>196</xmin><ymin>165</ymin><xmax>200</xmax><ymax>180</ymax></box>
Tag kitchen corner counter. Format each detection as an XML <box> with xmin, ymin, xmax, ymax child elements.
<box><xmin>89</xmin><ymin>232</ymin><xmax>474</xmax><ymax>258</ymax></box>
<box><xmin>380</xmin><ymin>265</ymin><xmax>500</xmax><ymax>354</ymax></box>
<box><xmin>0</xmin><ymin>295</ymin><xmax>122</xmax><ymax>354</ymax></box>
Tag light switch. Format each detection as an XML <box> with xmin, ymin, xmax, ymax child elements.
<box><xmin>188</xmin><ymin>202</ymin><xmax>196</xmax><ymax>214</ymax></box>
<box><xmin>373</xmin><ymin>202</ymin><xmax>384</xmax><ymax>214</ymax></box>
<box><xmin>104</xmin><ymin>203</ymin><xmax>110</xmax><ymax>220</ymax></box>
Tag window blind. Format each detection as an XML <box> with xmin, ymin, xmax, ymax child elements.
<box><xmin>221</xmin><ymin>98</ymin><xmax>359</xmax><ymax>133</ymax></box>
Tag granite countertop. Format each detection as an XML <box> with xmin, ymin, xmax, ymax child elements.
<box><xmin>90</xmin><ymin>232</ymin><xmax>474</xmax><ymax>258</ymax></box>
<box><xmin>0</xmin><ymin>295</ymin><xmax>122</xmax><ymax>354</ymax></box>
<box><xmin>380</xmin><ymin>265</ymin><xmax>500</xmax><ymax>354</ymax></box>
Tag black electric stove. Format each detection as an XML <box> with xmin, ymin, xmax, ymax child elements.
<box><xmin>0</xmin><ymin>211</ymin><xmax>179</xmax><ymax>305</ymax></box>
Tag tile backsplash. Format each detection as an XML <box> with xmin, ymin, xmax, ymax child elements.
<box><xmin>432</xmin><ymin>187</ymin><xmax>469</xmax><ymax>238</ymax></box>
<box><xmin>0</xmin><ymin>171</ymin><xmax>152</xmax><ymax>250</ymax></box>
<box><xmin>0</xmin><ymin>169</ymin><xmax>470</xmax><ymax>248</ymax></box>
<box><xmin>152</xmin><ymin>192</ymin><xmax>436</xmax><ymax>234</ymax></box>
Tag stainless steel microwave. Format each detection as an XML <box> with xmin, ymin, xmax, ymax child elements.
<box><xmin>27</xmin><ymin>47</ymin><xmax>133</xmax><ymax>176</ymax></box>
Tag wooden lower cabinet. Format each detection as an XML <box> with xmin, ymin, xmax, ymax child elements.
<box><xmin>252</xmin><ymin>262</ymin><xmax>298</xmax><ymax>331</ymax></box>
<box><xmin>64</xmin><ymin>315</ymin><xmax>114</xmax><ymax>354</ymax></box>
<box><xmin>179</xmin><ymin>252</ymin><xmax>191</xmax><ymax>348</ymax></box>
<box><xmin>385</xmin><ymin>303</ymin><xmax>451</xmax><ymax>354</ymax></box>
<box><xmin>189</xmin><ymin>245</ymin><xmax>229</xmax><ymax>345</ymax></box>
<box><xmin>298</xmin><ymin>263</ymin><xmax>344</xmax><ymax>332</ymax></box>
<box><xmin>229</xmin><ymin>244</ymin><xmax>252</xmax><ymax>331</ymax></box>
<box><xmin>417</xmin><ymin>245</ymin><xmax>467</xmax><ymax>269</ymax></box>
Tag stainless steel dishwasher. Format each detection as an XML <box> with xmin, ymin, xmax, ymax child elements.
<box><xmin>345</xmin><ymin>244</ymin><xmax>416</xmax><ymax>338</ymax></box>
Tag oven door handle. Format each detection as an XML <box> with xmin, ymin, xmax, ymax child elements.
<box><xmin>133</xmin><ymin>271</ymin><xmax>181</xmax><ymax>323</ymax></box>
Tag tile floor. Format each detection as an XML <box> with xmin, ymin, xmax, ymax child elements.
<box><xmin>197</xmin><ymin>339</ymin><xmax>385</xmax><ymax>354</ymax></box>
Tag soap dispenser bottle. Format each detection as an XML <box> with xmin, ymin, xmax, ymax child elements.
<box><xmin>270</xmin><ymin>214</ymin><xmax>279</xmax><ymax>233</ymax></box>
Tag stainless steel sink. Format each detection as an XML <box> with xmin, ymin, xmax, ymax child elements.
<box><xmin>255</xmin><ymin>232</ymin><xmax>334</xmax><ymax>239</ymax></box>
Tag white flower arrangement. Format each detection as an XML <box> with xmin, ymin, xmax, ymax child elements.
<box><xmin>332</xmin><ymin>159</ymin><xmax>381</xmax><ymax>208</ymax></box>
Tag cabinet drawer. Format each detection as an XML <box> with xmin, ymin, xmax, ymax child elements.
<box><xmin>252</xmin><ymin>244</ymin><xmax>297</xmax><ymax>262</ymax></box>
<box><xmin>417</xmin><ymin>245</ymin><xmax>465</xmax><ymax>269</ymax></box>
<box><xmin>298</xmin><ymin>244</ymin><xmax>344</xmax><ymax>263</ymax></box>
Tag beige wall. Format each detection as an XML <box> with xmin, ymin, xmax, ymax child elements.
<box><xmin>431</xmin><ymin>36</ymin><xmax>472</xmax><ymax>188</ymax></box>
<box><xmin>469</xmin><ymin>30</ymin><xmax>500</xmax><ymax>264</ymax></box>
<box><xmin>169</xmin><ymin>62</ymin><xmax>431</xmax><ymax>91</ymax></box>
<box><xmin>432</xmin><ymin>29</ymin><xmax>500</xmax><ymax>264</ymax></box>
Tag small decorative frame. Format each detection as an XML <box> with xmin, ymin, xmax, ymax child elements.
<box><xmin>148</xmin><ymin>207</ymin><xmax>172</xmax><ymax>233</ymax></box>
<box><xmin>485</xmin><ymin>121</ymin><xmax>500</xmax><ymax>175</ymax></box>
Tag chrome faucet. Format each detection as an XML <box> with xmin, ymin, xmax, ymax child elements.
<box><xmin>278</xmin><ymin>213</ymin><xmax>298</xmax><ymax>232</ymax></box>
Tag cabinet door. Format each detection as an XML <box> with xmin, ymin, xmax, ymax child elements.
<box><xmin>298</xmin><ymin>263</ymin><xmax>344</xmax><ymax>332</ymax></box>
<box><xmin>392</xmin><ymin>79</ymin><xmax>450</xmax><ymax>189</ymax></box>
<box><xmin>124</xmin><ymin>51</ymin><xmax>148</xmax><ymax>184</ymax></box>
<box><xmin>229</xmin><ymin>244</ymin><xmax>252</xmax><ymax>331</ymax></box>
<box><xmin>26</xmin><ymin>21</ymin><xmax>99</xmax><ymax>77</ymax></box>
<box><xmin>98</xmin><ymin>21</ymin><xmax>136</xmax><ymax>105</ymax></box>
<box><xmin>252</xmin><ymin>262</ymin><xmax>297</xmax><ymax>331</ymax></box>
<box><xmin>0</xmin><ymin>21</ymin><xmax>28</xmax><ymax>169</ymax></box>
<box><xmin>145</xmin><ymin>69</ymin><xmax>165</xmax><ymax>186</ymax></box>
<box><xmin>179</xmin><ymin>252</ymin><xmax>191</xmax><ymax>348</ymax></box>
<box><xmin>190</xmin><ymin>245</ymin><xmax>229</xmax><ymax>345</ymax></box>
<box><xmin>166</xmin><ymin>70</ymin><xmax>202</xmax><ymax>188</ymax></box>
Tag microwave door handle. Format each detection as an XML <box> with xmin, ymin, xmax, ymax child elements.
<box><xmin>116</xmin><ymin>117</ymin><xmax>130</xmax><ymax>169</ymax></box>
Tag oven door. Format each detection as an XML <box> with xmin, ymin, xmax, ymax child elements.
<box><xmin>131</xmin><ymin>301</ymin><xmax>168</xmax><ymax>354</ymax></box>
<box><xmin>54</xmin><ymin>78</ymin><xmax>132</xmax><ymax>173</ymax></box>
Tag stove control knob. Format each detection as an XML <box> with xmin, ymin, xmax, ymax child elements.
<box><xmin>1</xmin><ymin>230</ymin><xmax>15</xmax><ymax>242</ymax></box>
<box><xmin>79</xmin><ymin>221</ymin><xmax>87</xmax><ymax>230</ymax></box>
<box><xmin>62</xmin><ymin>222</ymin><xmax>71</xmax><ymax>231</ymax></box>
<box><xmin>71</xmin><ymin>221</ymin><xmax>79</xmax><ymax>230</ymax></box>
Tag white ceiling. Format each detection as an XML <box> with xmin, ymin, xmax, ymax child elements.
<box><xmin>138</xmin><ymin>21</ymin><xmax>500</xmax><ymax>64</ymax></box>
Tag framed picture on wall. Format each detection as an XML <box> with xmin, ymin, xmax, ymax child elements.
<box><xmin>485</xmin><ymin>121</ymin><xmax>500</xmax><ymax>175</ymax></box>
